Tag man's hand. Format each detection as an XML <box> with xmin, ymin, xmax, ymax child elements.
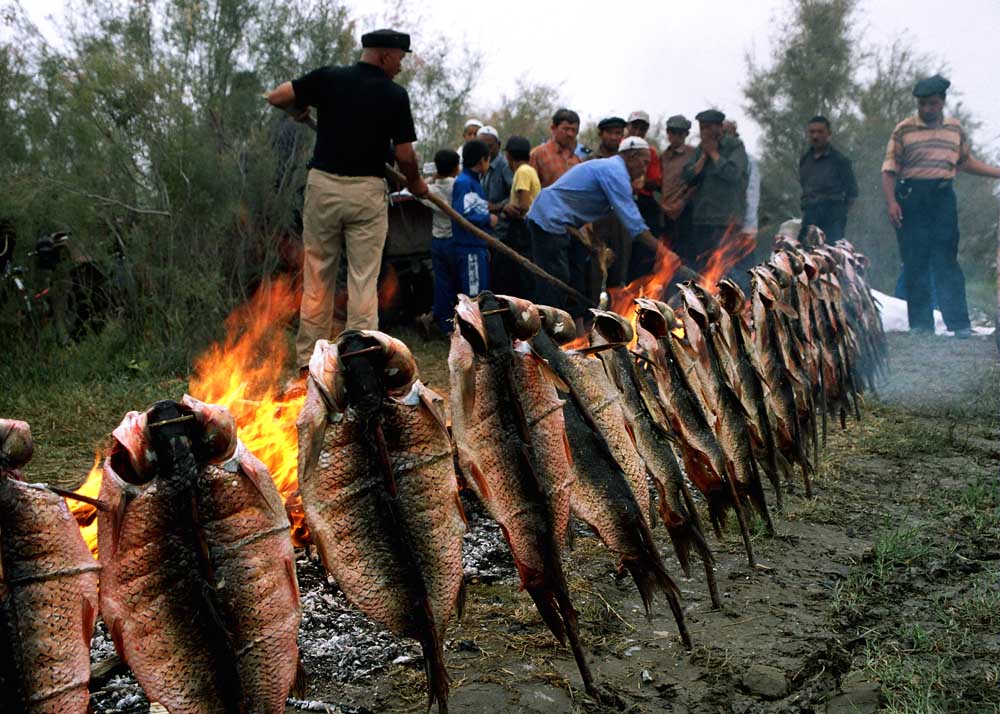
<box><xmin>503</xmin><ymin>202</ymin><xmax>525</xmax><ymax>219</ymax></box>
<box><xmin>409</xmin><ymin>177</ymin><xmax>429</xmax><ymax>198</ymax></box>
<box><xmin>291</xmin><ymin>106</ymin><xmax>312</xmax><ymax>124</ymax></box>
<box><xmin>631</xmin><ymin>176</ymin><xmax>644</xmax><ymax>192</ymax></box>
<box><xmin>489</xmin><ymin>214</ymin><xmax>499</xmax><ymax>228</ymax></box>
<box><xmin>700</xmin><ymin>135</ymin><xmax>720</xmax><ymax>160</ymax></box>
<box><xmin>887</xmin><ymin>199</ymin><xmax>903</xmax><ymax>228</ymax></box>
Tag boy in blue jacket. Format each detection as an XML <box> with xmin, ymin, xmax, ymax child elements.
<box><xmin>432</xmin><ymin>139</ymin><xmax>497</xmax><ymax>332</ymax></box>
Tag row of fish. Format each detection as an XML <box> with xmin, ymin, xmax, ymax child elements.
<box><xmin>0</xmin><ymin>232</ymin><xmax>885</xmax><ymax>712</ymax></box>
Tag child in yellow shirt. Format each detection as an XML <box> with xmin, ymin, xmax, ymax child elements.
<box><xmin>491</xmin><ymin>136</ymin><xmax>540</xmax><ymax>300</ymax></box>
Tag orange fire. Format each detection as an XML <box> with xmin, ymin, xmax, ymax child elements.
<box><xmin>187</xmin><ymin>275</ymin><xmax>306</xmax><ymax>540</ymax></box>
<box><xmin>68</xmin><ymin>275</ymin><xmax>308</xmax><ymax>556</ymax></box>
<box><xmin>698</xmin><ymin>226</ymin><xmax>757</xmax><ymax>293</ymax></box>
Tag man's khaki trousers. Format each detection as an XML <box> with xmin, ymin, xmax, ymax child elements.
<box><xmin>295</xmin><ymin>169</ymin><xmax>388</xmax><ymax>367</ymax></box>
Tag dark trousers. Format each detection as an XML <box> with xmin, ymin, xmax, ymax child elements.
<box><xmin>626</xmin><ymin>195</ymin><xmax>663</xmax><ymax>283</ymax></box>
<box><xmin>528</xmin><ymin>220</ymin><xmax>591</xmax><ymax>318</ymax></box>
<box><xmin>490</xmin><ymin>217</ymin><xmax>534</xmax><ymax>300</ymax></box>
<box><xmin>799</xmin><ymin>200</ymin><xmax>848</xmax><ymax>243</ymax></box>
<box><xmin>431</xmin><ymin>238</ymin><xmax>490</xmax><ymax>333</ymax></box>
<box><xmin>896</xmin><ymin>179</ymin><xmax>969</xmax><ymax>332</ymax></box>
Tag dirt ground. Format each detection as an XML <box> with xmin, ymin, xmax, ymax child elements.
<box><xmin>305</xmin><ymin>331</ymin><xmax>1000</xmax><ymax>714</ymax></box>
<box><xmin>3</xmin><ymin>331</ymin><xmax>998</xmax><ymax>714</ymax></box>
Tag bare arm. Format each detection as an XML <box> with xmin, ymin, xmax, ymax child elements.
<box><xmin>394</xmin><ymin>142</ymin><xmax>428</xmax><ymax>197</ymax></box>
<box><xmin>881</xmin><ymin>171</ymin><xmax>902</xmax><ymax>228</ymax></box>
<box><xmin>960</xmin><ymin>156</ymin><xmax>1000</xmax><ymax>179</ymax></box>
<box><xmin>266</xmin><ymin>81</ymin><xmax>311</xmax><ymax>122</ymax></box>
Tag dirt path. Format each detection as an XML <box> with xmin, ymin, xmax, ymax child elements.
<box><xmin>301</xmin><ymin>332</ymin><xmax>999</xmax><ymax>714</ymax></box>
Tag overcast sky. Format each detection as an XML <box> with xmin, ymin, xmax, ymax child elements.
<box><xmin>24</xmin><ymin>0</ymin><xmax>1000</xmax><ymax>155</ymax></box>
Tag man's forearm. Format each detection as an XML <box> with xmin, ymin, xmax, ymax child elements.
<box><xmin>960</xmin><ymin>157</ymin><xmax>1000</xmax><ymax>179</ymax></box>
<box><xmin>880</xmin><ymin>172</ymin><xmax>897</xmax><ymax>205</ymax></box>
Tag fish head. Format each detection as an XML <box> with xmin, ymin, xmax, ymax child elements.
<box><xmin>589</xmin><ymin>309</ymin><xmax>633</xmax><ymax>346</ymax></box>
<box><xmin>677</xmin><ymin>282</ymin><xmax>710</xmax><ymax>330</ymax></box>
<box><xmin>0</xmin><ymin>418</ymin><xmax>33</xmax><ymax>471</ymax></box>
<box><xmin>803</xmin><ymin>224</ymin><xmax>826</xmax><ymax>247</ymax></box>
<box><xmin>180</xmin><ymin>395</ymin><xmax>238</xmax><ymax>465</ymax></box>
<box><xmin>350</xmin><ymin>331</ymin><xmax>419</xmax><ymax>396</ymax></box>
<box><xmin>309</xmin><ymin>339</ymin><xmax>348</xmax><ymax>411</ymax></box>
<box><xmin>329</xmin><ymin>330</ymin><xmax>418</xmax><ymax>418</ymax></box>
<box><xmin>453</xmin><ymin>294</ymin><xmax>488</xmax><ymax>355</ymax></box>
<box><xmin>146</xmin><ymin>400</ymin><xmax>203</xmax><ymax>488</ymax></box>
<box><xmin>476</xmin><ymin>292</ymin><xmax>518</xmax><ymax>355</ymax></box>
<box><xmin>634</xmin><ymin>297</ymin><xmax>679</xmax><ymax>337</ymax></box>
<box><xmin>493</xmin><ymin>294</ymin><xmax>542</xmax><ymax>342</ymax></box>
<box><xmin>535</xmin><ymin>304</ymin><xmax>577</xmax><ymax>345</ymax></box>
<box><xmin>109</xmin><ymin>410</ymin><xmax>157</xmax><ymax>484</ymax></box>
<box><xmin>716</xmin><ymin>279</ymin><xmax>746</xmax><ymax>316</ymax></box>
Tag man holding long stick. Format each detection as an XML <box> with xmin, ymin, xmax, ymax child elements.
<box><xmin>267</xmin><ymin>29</ymin><xmax>428</xmax><ymax>372</ymax></box>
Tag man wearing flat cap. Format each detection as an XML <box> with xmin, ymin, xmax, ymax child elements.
<box><xmin>881</xmin><ymin>74</ymin><xmax>1000</xmax><ymax>338</ymax></box>
<box><xmin>267</xmin><ymin>28</ymin><xmax>428</xmax><ymax>372</ymax></box>
<box><xmin>681</xmin><ymin>109</ymin><xmax>750</xmax><ymax>276</ymax></box>
<box><xmin>660</xmin><ymin>114</ymin><xmax>696</xmax><ymax>259</ymax></box>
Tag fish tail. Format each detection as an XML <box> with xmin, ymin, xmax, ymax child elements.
<box><xmin>551</xmin><ymin>586</ymin><xmax>598</xmax><ymax>698</ymax></box>
<box><xmin>417</xmin><ymin>601</ymin><xmax>450</xmax><ymax>714</ymax></box>
<box><xmin>526</xmin><ymin>588</ymin><xmax>567</xmax><ymax>645</ymax></box>
<box><xmin>635</xmin><ymin>516</ymin><xmax>692</xmax><ymax>648</ymax></box>
<box><xmin>679</xmin><ymin>482</ymin><xmax>721</xmax><ymax>608</ymax></box>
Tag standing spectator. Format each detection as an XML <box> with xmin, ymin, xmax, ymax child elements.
<box><xmin>626</xmin><ymin>110</ymin><xmax>664</xmax><ymax>281</ymax></box>
<box><xmin>723</xmin><ymin>120</ymin><xmax>760</xmax><ymax>238</ymax></box>
<box><xmin>530</xmin><ymin>108</ymin><xmax>582</xmax><ymax>187</ymax></box>
<box><xmin>526</xmin><ymin>137</ymin><xmax>658</xmax><ymax>333</ymax></box>
<box><xmin>881</xmin><ymin>74</ymin><xmax>1000</xmax><ymax>338</ymax></box>
<box><xmin>660</xmin><ymin>114</ymin><xmax>696</xmax><ymax>255</ymax></box>
<box><xmin>461</xmin><ymin>118</ymin><xmax>483</xmax><ymax>145</ymax></box>
<box><xmin>477</xmin><ymin>125</ymin><xmax>515</xmax><ymax>223</ymax></box>
<box><xmin>798</xmin><ymin>115</ymin><xmax>858</xmax><ymax>243</ymax></box>
<box><xmin>492</xmin><ymin>135</ymin><xmax>540</xmax><ymax>299</ymax></box>
<box><xmin>267</xmin><ymin>28</ymin><xmax>428</xmax><ymax>374</ymax></box>
<box><xmin>420</xmin><ymin>149</ymin><xmax>461</xmax><ymax>335</ymax></box>
<box><xmin>430</xmin><ymin>140</ymin><xmax>497</xmax><ymax>333</ymax></box>
<box><xmin>586</xmin><ymin>117</ymin><xmax>630</xmax><ymax>288</ymax></box>
<box><xmin>681</xmin><ymin>109</ymin><xmax>749</xmax><ymax>274</ymax></box>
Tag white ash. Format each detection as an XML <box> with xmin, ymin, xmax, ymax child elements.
<box><xmin>89</xmin><ymin>623</ymin><xmax>149</xmax><ymax>713</ymax></box>
<box><xmin>459</xmin><ymin>491</ymin><xmax>519</xmax><ymax>584</ymax></box>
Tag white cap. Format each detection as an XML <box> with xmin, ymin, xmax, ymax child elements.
<box><xmin>477</xmin><ymin>125</ymin><xmax>499</xmax><ymax>140</ymax></box>
<box><xmin>627</xmin><ymin>110</ymin><xmax>651</xmax><ymax>124</ymax></box>
<box><xmin>464</xmin><ymin>118</ymin><xmax>484</xmax><ymax>130</ymax></box>
<box><xmin>618</xmin><ymin>136</ymin><xmax>650</xmax><ymax>152</ymax></box>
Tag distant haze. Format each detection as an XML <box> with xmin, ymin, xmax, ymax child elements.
<box><xmin>23</xmin><ymin>0</ymin><xmax>1000</xmax><ymax>156</ymax></box>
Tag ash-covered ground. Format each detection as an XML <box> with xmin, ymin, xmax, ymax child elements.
<box><xmin>87</xmin><ymin>491</ymin><xmax>520</xmax><ymax>712</ymax></box>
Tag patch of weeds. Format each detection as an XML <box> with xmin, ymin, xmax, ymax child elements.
<box><xmin>949</xmin><ymin>581</ymin><xmax>1000</xmax><ymax>630</ymax></box>
<box><xmin>863</xmin><ymin>639</ymin><xmax>949</xmax><ymax>714</ymax></box>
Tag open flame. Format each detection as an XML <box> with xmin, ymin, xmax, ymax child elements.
<box><xmin>68</xmin><ymin>275</ymin><xmax>308</xmax><ymax>556</ymax></box>
<box><xmin>697</xmin><ymin>225</ymin><xmax>757</xmax><ymax>293</ymax></box>
<box><xmin>187</xmin><ymin>275</ymin><xmax>306</xmax><ymax>541</ymax></box>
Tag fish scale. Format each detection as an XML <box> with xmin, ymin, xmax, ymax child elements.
<box><xmin>298</xmin><ymin>334</ymin><xmax>465</xmax><ymax>714</ymax></box>
<box><xmin>1</xmin><ymin>436</ymin><xmax>99</xmax><ymax>714</ymax></box>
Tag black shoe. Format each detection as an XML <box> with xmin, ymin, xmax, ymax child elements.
<box><xmin>953</xmin><ymin>328</ymin><xmax>972</xmax><ymax>340</ymax></box>
<box><xmin>910</xmin><ymin>327</ymin><xmax>935</xmax><ymax>336</ymax></box>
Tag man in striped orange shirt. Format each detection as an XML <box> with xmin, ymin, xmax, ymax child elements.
<box><xmin>881</xmin><ymin>74</ymin><xmax>1000</xmax><ymax>337</ymax></box>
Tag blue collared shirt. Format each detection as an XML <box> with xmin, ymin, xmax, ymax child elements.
<box><xmin>526</xmin><ymin>155</ymin><xmax>648</xmax><ymax>238</ymax></box>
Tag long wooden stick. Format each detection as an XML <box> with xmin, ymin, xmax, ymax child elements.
<box><xmin>380</xmin><ymin>163</ymin><xmax>595</xmax><ymax>307</ymax></box>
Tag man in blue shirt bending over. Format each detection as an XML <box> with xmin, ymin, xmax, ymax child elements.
<box><xmin>526</xmin><ymin>136</ymin><xmax>660</xmax><ymax>331</ymax></box>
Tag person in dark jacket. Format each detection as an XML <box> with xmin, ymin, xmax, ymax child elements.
<box><xmin>798</xmin><ymin>115</ymin><xmax>858</xmax><ymax>243</ymax></box>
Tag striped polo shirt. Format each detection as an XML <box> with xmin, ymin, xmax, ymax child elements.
<box><xmin>882</xmin><ymin>116</ymin><xmax>970</xmax><ymax>180</ymax></box>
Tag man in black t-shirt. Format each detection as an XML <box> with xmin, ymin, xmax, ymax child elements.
<box><xmin>798</xmin><ymin>115</ymin><xmax>858</xmax><ymax>244</ymax></box>
<box><xmin>267</xmin><ymin>29</ymin><xmax>428</xmax><ymax>370</ymax></box>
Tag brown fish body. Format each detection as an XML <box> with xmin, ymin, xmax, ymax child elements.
<box><xmin>299</xmin><ymin>334</ymin><xmax>465</xmax><ymax>713</ymax></box>
<box><xmin>450</xmin><ymin>294</ymin><xmax>595</xmax><ymax>695</ymax></box>
<box><xmin>1</xmin><ymin>453</ymin><xmax>99</xmax><ymax>714</ymax></box>
<box><xmin>590</xmin><ymin>331</ymin><xmax>720</xmax><ymax>609</ymax></box>
<box><xmin>99</xmin><ymin>405</ymin><xmax>245</xmax><ymax>714</ymax></box>
<box><xmin>195</xmin><ymin>441</ymin><xmax>302</xmax><ymax>714</ymax></box>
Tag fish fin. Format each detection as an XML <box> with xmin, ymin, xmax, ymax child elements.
<box><xmin>236</xmin><ymin>458</ymin><xmax>279</xmax><ymax>518</ymax></box>
<box><xmin>108</xmin><ymin>488</ymin><xmax>134</xmax><ymax>560</ymax></box>
<box><xmin>285</xmin><ymin>556</ymin><xmax>301</xmax><ymax>608</ymax></box>
<box><xmin>455</xmin><ymin>580</ymin><xmax>467</xmax><ymax>622</ymax></box>
<box><xmin>82</xmin><ymin>596</ymin><xmax>98</xmax><ymax>648</ymax></box>
<box><xmin>562</xmin><ymin>430</ymin><xmax>574</xmax><ymax>470</ymax></box>
<box><xmin>108</xmin><ymin>617</ymin><xmax>127</xmax><ymax>663</ymax></box>
<box><xmin>775</xmin><ymin>300</ymin><xmax>799</xmax><ymax>319</ymax></box>
<box><xmin>453</xmin><ymin>490</ymin><xmax>469</xmax><ymax>525</ymax></box>
<box><xmin>418</xmin><ymin>383</ymin><xmax>450</xmax><ymax>437</ymax></box>
<box><xmin>418</xmin><ymin>598</ymin><xmax>450</xmax><ymax>714</ymax></box>
<box><xmin>528</xmin><ymin>346</ymin><xmax>570</xmax><ymax>392</ymax></box>
<box><xmin>293</xmin><ymin>658</ymin><xmax>308</xmax><ymax>699</ymax></box>
<box><xmin>462</xmin><ymin>454</ymin><xmax>492</xmax><ymax>502</ymax></box>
